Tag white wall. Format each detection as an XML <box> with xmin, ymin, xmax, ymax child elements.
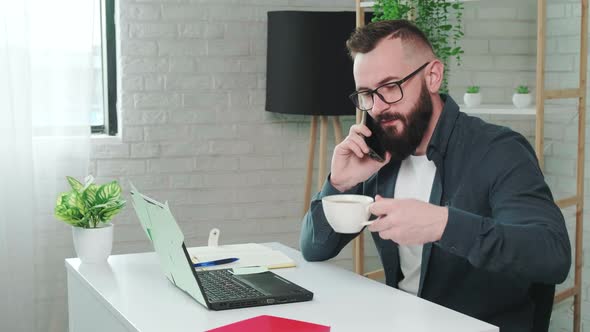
<box><xmin>35</xmin><ymin>0</ymin><xmax>589</xmax><ymax>330</ymax></box>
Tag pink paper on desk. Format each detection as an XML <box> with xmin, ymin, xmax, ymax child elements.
<box><xmin>206</xmin><ymin>315</ymin><xmax>330</xmax><ymax>332</ymax></box>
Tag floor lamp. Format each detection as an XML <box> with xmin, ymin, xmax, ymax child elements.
<box><xmin>265</xmin><ymin>11</ymin><xmax>359</xmax><ymax>213</ymax></box>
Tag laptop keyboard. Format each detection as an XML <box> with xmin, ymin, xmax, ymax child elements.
<box><xmin>196</xmin><ymin>269</ymin><xmax>265</xmax><ymax>302</ymax></box>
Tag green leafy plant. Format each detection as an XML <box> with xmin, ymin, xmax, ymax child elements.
<box><xmin>54</xmin><ymin>175</ymin><xmax>126</xmax><ymax>228</ymax></box>
<box><xmin>466</xmin><ymin>86</ymin><xmax>480</xmax><ymax>94</ymax></box>
<box><xmin>372</xmin><ymin>0</ymin><xmax>464</xmax><ymax>92</ymax></box>
<box><xmin>515</xmin><ymin>85</ymin><xmax>530</xmax><ymax>94</ymax></box>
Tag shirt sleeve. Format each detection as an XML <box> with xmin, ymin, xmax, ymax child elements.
<box><xmin>436</xmin><ymin>133</ymin><xmax>571</xmax><ymax>284</ymax></box>
<box><xmin>300</xmin><ymin>175</ymin><xmax>364</xmax><ymax>262</ymax></box>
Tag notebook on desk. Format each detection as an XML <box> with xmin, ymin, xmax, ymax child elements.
<box><xmin>189</xmin><ymin>243</ymin><xmax>296</xmax><ymax>270</ymax></box>
<box><xmin>129</xmin><ymin>184</ymin><xmax>313</xmax><ymax>311</ymax></box>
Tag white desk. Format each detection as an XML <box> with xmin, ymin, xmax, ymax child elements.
<box><xmin>66</xmin><ymin>242</ymin><xmax>498</xmax><ymax>332</ymax></box>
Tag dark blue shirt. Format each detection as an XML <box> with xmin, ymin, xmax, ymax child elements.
<box><xmin>300</xmin><ymin>94</ymin><xmax>571</xmax><ymax>332</ymax></box>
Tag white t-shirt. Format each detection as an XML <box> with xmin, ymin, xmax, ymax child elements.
<box><xmin>394</xmin><ymin>154</ymin><xmax>437</xmax><ymax>296</ymax></box>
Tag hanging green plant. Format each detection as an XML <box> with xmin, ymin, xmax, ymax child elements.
<box><xmin>372</xmin><ymin>0</ymin><xmax>464</xmax><ymax>92</ymax></box>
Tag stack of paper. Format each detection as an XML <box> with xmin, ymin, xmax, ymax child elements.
<box><xmin>188</xmin><ymin>243</ymin><xmax>296</xmax><ymax>270</ymax></box>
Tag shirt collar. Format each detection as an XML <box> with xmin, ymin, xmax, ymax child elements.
<box><xmin>426</xmin><ymin>94</ymin><xmax>461</xmax><ymax>164</ymax></box>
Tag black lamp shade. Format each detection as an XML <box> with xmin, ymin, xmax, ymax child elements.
<box><xmin>266</xmin><ymin>11</ymin><xmax>363</xmax><ymax>116</ymax></box>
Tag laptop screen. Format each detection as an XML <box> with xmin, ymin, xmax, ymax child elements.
<box><xmin>130</xmin><ymin>185</ymin><xmax>208</xmax><ymax>306</ymax></box>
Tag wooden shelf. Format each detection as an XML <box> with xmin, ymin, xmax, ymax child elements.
<box><xmin>360</xmin><ymin>0</ymin><xmax>478</xmax><ymax>8</ymax></box>
<box><xmin>461</xmin><ymin>104</ymin><xmax>536</xmax><ymax>115</ymax></box>
<box><xmin>460</xmin><ymin>104</ymin><xmax>578</xmax><ymax>116</ymax></box>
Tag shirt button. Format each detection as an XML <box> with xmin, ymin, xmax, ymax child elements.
<box><xmin>450</xmin><ymin>246</ymin><xmax>456</xmax><ymax>253</ymax></box>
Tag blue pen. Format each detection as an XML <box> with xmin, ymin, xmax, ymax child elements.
<box><xmin>192</xmin><ymin>257</ymin><xmax>239</xmax><ymax>268</ymax></box>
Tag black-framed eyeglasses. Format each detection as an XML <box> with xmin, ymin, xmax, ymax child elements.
<box><xmin>348</xmin><ymin>62</ymin><xmax>430</xmax><ymax>112</ymax></box>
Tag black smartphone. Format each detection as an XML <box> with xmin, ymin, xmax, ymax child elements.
<box><xmin>362</xmin><ymin>112</ymin><xmax>386</xmax><ymax>162</ymax></box>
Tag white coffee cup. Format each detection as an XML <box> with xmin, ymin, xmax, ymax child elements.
<box><xmin>321</xmin><ymin>194</ymin><xmax>374</xmax><ymax>234</ymax></box>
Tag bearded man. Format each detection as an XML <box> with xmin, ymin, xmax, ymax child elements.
<box><xmin>299</xmin><ymin>19</ymin><xmax>570</xmax><ymax>332</ymax></box>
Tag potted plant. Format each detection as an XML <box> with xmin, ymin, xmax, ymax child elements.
<box><xmin>55</xmin><ymin>175</ymin><xmax>125</xmax><ymax>263</ymax></box>
<box><xmin>372</xmin><ymin>0</ymin><xmax>464</xmax><ymax>92</ymax></box>
<box><xmin>463</xmin><ymin>86</ymin><xmax>481</xmax><ymax>107</ymax></box>
<box><xmin>512</xmin><ymin>85</ymin><xmax>532</xmax><ymax>109</ymax></box>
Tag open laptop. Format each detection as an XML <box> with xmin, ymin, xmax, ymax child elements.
<box><xmin>129</xmin><ymin>184</ymin><xmax>314</xmax><ymax>310</ymax></box>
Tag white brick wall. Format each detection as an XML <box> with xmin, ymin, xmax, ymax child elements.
<box><xmin>447</xmin><ymin>0</ymin><xmax>538</xmax><ymax>104</ymax></box>
<box><xmin>34</xmin><ymin>0</ymin><xmax>590</xmax><ymax>330</ymax></box>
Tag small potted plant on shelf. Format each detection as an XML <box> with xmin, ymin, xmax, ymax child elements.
<box><xmin>512</xmin><ymin>85</ymin><xmax>532</xmax><ymax>109</ymax></box>
<box><xmin>54</xmin><ymin>175</ymin><xmax>126</xmax><ymax>263</ymax></box>
<box><xmin>463</xmin><ymin>86</ymin><xmax>482</xmax><ymax>107</ymax></box>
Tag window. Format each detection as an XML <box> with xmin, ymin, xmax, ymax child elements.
<box><xmin>91</xmin><ymin>0</ymin><xmax>117</xmax><ymax>135</ymax></box>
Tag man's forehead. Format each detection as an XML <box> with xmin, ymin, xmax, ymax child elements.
<box><xmin>352</xmin><ymin>40</ymin><xmax>410</xmax><ymax>89</ymax></box>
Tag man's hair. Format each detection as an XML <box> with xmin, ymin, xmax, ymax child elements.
<box><xmin>346</xmin><ymin>19</ymin><xmax>434</xmax><ymax>59</ymax></box>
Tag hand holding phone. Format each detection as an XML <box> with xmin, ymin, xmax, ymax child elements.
<box><xmin>329</xmin><ymin>115</ymin><xmax>390</xmax><ymax>192</ymax></box>
<box><xmin>362</xmin><ymin>112</ymin><xmax>387</xmax><ymax>162</ymax></box>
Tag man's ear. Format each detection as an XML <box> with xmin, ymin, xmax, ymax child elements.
<box><xmin>425</xmin><ymin>60</ymin><xmax>444</xmax><ymax>93</ymax></box>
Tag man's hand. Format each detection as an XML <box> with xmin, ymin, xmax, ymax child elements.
<box><xmin>330</xmin><ymin>124</ymin><xmax>391</xmax><ymax>192</ymax></box>
<box><xmin>367</xmin><ymin>195</ymin><xmax>449</xmax><ymax>245</ymax></box>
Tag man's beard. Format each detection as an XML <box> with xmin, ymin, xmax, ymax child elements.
<box><xmin>372</xmin><ymin>82</ymin><xmax>433</xmax><ymax>161</ymax></box>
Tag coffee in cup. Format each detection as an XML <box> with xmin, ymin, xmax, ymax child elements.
<box><xmin>321</xmin><ymin>194</ymin><xmax>374</xmax><ymax>233</ymax></box>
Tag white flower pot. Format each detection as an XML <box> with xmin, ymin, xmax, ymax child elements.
<box><xmin>463</xmin><ymin>93</ymin><xmax>482</xmax><ymax>107</ymax></box>
<box><xmin>72</xmin><ymin>223</ymin><xmax>113</xmax><ymax>263</ymax></box>
<box><xmin>512</xmin><ymin>93</ymin><xmax>532</xmax><ymax>109</ymax></box>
